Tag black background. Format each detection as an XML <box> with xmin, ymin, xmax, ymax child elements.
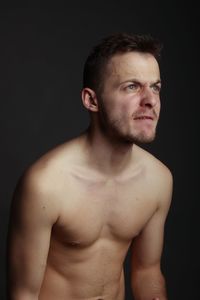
<box><xmin>0</xmin><ymin>2</ymin><xmax>199</xmax><ymax>299</ymax></box>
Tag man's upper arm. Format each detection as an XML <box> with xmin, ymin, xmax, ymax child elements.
<box><xmin>131</xmin><ymin>167</ymin><xmax>173</xmax><ymax>271</ymax></box>
<box><xmin>7</xmin><ymin>167</ymin><xmax>59</xmax><ymax>298</ymax></box>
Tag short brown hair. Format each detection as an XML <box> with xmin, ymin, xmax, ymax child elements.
<box><xmin>83</xmin><ymin>32</ymin><xmax>162</xmax><ymax>93</ymax></box>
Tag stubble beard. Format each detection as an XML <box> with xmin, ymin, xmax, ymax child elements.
<box><xmin>131</xmin><ymin>129</ymin><xmax>156</xmax><ymax>144</ymax></box>
<box><xmin>111</xmin><ymin>120</ymin><xmax>157</xmax><ymax>145</ymax></box>
<box><xmin>97</xmin><ymin>93</ymin><xmax>158</xmax><ymax>145</ymax></box>
<box><xmin>99</xmin><ymin>112</ymin><xmax>157</xmax><ymax>145</ymax></box>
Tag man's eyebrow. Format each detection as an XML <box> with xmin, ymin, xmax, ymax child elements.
<box><xmin>119</xmin><ymin>78</ymin><xmax>162</xmax><ymax>85</ymax></box>
<box><xmin>151</xmin><ymin>80</ymin><xmax>162</xmax><ymax>85</ymax></box>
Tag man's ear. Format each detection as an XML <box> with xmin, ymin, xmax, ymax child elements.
<box><xmin>81</xmin><ymin>88</ymin><xmax>99</xmax><ymax>112</ymax></box>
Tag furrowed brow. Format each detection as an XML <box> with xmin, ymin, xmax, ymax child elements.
<box><xmin>152</xmin><ymin>80</ymin><xmax>161</xmax><ymax>85</ymax></box>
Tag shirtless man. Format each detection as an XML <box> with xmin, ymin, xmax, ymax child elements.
<box><xmin>7</xmin><ymin>33</ymin><xmax>173</xmax><ymax>300</ymax></box>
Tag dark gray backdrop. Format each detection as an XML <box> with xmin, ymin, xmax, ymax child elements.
<box><xmin>0</xmin><ymin>2</ymin><xmax>199</xmax><ymax>299</ymax></box>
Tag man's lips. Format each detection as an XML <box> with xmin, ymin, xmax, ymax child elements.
<box><xmin>133</xmin><ymin>115</ymin><xmax>154</xmax><ymax>120</ymax></box>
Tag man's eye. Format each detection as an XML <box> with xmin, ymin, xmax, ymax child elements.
<box><xmin>152</xmin><ymin>85</ymin><xmax>161</xmax><ymax>93</ymax></box>
<box><xmin>126</xmin><ymin>83</ymin><xmax>138</xmax><ymax>90</ymax></box>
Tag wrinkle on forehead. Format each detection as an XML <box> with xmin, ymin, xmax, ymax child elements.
<box><xmin>106</xmin><ymin>52</ymin><xmax>160</xmax><ymax>84</ymax></box>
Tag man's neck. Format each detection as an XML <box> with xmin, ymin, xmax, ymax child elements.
<box><xmin>81</xmin><ymin>126</ymin><xmax>137</xmax><ymax>177</ymax></box>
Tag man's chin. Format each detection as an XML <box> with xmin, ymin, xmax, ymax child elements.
<box><xmin>125</xmin><ymin>132</ymin><xmax>156</xmax><ymax>144</ymax></box>
<box><xmin>108</xmin><ymin>129</ymin><xmax>156</xmax><ymax>145</ymax></box>
<box><xmin>136</xmin><ymin>135</ymin><xmax>156</xmax><ymax>144</ymax></box>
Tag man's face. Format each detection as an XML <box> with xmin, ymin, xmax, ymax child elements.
<box><xmin>97</xmin><ymin>51</ymin><xmax>161</xmax><ymax>144</ymax></box>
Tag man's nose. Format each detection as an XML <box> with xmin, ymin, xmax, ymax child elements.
<box><xmin>140</xmin><ymin>87</ymin><xmax>158</xmax><ymax>108</ymax></box>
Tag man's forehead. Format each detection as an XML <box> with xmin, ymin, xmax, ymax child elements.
<box><xmin>106</xmin><ymin>51</ymin><xmax>160</xmax><ymax>81</ymax></box>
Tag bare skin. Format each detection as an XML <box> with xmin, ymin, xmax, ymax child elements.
<box><xmin>8</xmin><ymin>52</ymin><xmax>173</xmax><ymax>300</ymax></box>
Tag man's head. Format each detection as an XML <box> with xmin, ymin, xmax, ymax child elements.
<box><xmin>82</xmin><ymin>33</ymin><xmax>163</xmax><ymax>144</ymax></box>
<box><xmin>83</xmin><ymin>32</ymin><xmax>162</xmax><ymax>94</ymax></box>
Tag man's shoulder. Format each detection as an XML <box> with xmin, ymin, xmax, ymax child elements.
<box><xmin>135</xmin><ymin>145</ymin><xmax>173</xmax><ymax>208</ymax></box>
<box><xmin>28</xmin><ymin>136</ymin><xmax>81</xmax><ymax>174</ymax></box>
<box><xmin>11</xmin><ymin>137</ymin><xmax>83</xmax><ymax>220</ymax></box>
<box><xmin>135</xmin><ymin>145</ymin><xmax>173</xmax><ymax>183</ymax></box>
<box><xmin>17</xmin><ymin>136</ymin><xmax>82</xmax><ymax>196</ymax></box>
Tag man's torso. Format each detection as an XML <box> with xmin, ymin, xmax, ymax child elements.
<box><xmin>34</xmin><ymin>138</ymin><xmax>161</xmax><ymax>300</ymax></box>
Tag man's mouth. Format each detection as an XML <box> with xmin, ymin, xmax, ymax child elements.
<box><xmin>134</xmin><ymin>115</ymin><xmax>154</xmax><ymax>120</ymax></box>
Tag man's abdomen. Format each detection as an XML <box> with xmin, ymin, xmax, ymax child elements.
<box><xmin>39</xmin><ymin>264</ymin><xmax>125</xmax><ymax>300</ymax></box>
<box><xmin>39</xmin><ymin>238</ymin><xmax>127</xmax><ymax>300</ymax></box>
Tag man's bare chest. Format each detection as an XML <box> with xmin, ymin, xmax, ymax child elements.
<box><xmin>52</xmin><ymin>177</ymin><xmax>157</xmax><ymax>248</ymax></box>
